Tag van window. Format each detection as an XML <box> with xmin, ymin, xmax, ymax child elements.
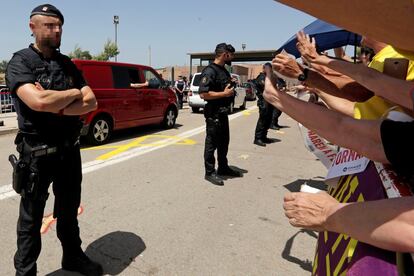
<box><xmin>82</xmin><ymin>65</ymin><xmax>113</xmax><ymax>89</ymax></box>
<box><xmin>112</xmin><ymin>66</ymin><xmax>140</xmax><ymax>89</ymax></box>
<box><xmin>192</xmin><ymin>74</ymin><xmax>202</xmax><ymax>86</ymax></box>
<box><xmin>143</xmin><ymin>70</ymin><xmax>161</xmax><ymax>89</ymax></box>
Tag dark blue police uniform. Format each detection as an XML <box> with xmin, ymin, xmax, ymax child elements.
<box><xmin>199</xmin><ymin>63</ymin><xmax>233</xmax><ymax>176</ymax></box>
<box><xmin>253</xmin><ymin>72</ymin><xmax>274</xmax><ymax>143</ymax></box>
<box><xmin>6</xmin><ymin>44</ymin><xmax>86</xmax><ymax>275</ymax></box>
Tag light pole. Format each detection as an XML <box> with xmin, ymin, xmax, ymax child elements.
<box><xmin>113</xmin><ymin>15</ymin><xmax>119</xmax><ymax>62</ymax></box>
<box><xmin>242</xmin><ymin>43</ymin><xmax>246</xmax><ymax>51</ymax></box>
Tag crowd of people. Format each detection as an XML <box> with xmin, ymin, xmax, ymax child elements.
<box><xmin>268</xmin><ymin>0</ymin><xmax>414</xmax><ymax>274</ymax></box>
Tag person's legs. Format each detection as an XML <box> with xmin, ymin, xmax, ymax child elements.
<box><xmin>53</xmin><ymin>146</ymin><xmax>82</xmax><ymax>255</ymax></box>
<box><xmin>14</xmin><ymin>147</ymin><xmax>52</xmax><ymax>276</ymax></box>
<box><xmin>54</xmin><ymin>145</ymin><xmax>102</xmax><ymax>275</ymax></box>
<box><xmin>15</xmin><ymin>197</ymin><xmax>47</xmax><ymax>276</ymax></box>
<box><xmin>204</xmin><ymin>118</ymin><xmax>218</xmax><ymax>175</ymax></box>
<box><xmin>217</xmin><ymin>115</ymin><xmax>229</xmax><ymax>170</ymax></box>
<box><xmin>270</xmin><ymin>107</ymin><xmax>282</xmax><ymax>129</ymax></box>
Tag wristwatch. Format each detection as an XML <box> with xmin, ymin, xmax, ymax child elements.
<box><xmin>297</xmin><ymin>68</ymin><xmax>309</xmax><ymax>82</ymax></box>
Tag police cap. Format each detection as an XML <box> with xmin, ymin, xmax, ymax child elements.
<box><xmin>215</xmin><ymin>43</ymin><xmax>235</xmax><ymax>55</ymax></box>
<box><xmin>30</xmin><ymin>4</ymin><xmax>64</xmax><ymax>25</ymax></box>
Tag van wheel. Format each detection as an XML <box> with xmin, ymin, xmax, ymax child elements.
<box><xmin>229</xmin><ymin>102</ymin><xmax>234</xmax><ymax>114</ymax></box>
<box><xmin>163</xmin><ymin>107</ymin><xmax>176</xmax><ymax>129</ymax></box>
<box><xmin>192</xmin><ymin>107</ymin><xmax>200</xmax><ymax>113</ymax></box>
<box><xmin>86</xmin><ymin>116</ymin><xmax>112</xmax><ymax>145</ymax></box>
<box><xmin>240</xmin><ymin>98</ymin><xmax>246</xmax><ymax>110</ymax></box>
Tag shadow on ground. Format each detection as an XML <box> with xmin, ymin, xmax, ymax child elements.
<box><xmin>46</xmin><ymin>231</ymin><xmax>146</xmax><ymax>276</ymax></box>
<box><xmin>281</xmin><ymin>229</ymin><xmax>318</xmax><ymax>272</ymax></box>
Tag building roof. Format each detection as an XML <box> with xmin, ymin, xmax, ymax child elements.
<box><xmin>188</xmin><ymin>50</ymin><xmax>277</xmax><ymax>62</ymax></box>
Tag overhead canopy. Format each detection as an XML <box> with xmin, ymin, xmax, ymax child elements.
<box><xmin>276</xmin><ymin>19</ymin><xmax>361</xmax><ymax>58</ymax></box>
<box><xmin>188</xmin><ymin>50</ymin><xmax>278</xmax><ymax>76</ymax></box>
<box><xmin>188</xmin><ymin>50</ymin><xmax>277</xmax><ymax>63</ymax></box>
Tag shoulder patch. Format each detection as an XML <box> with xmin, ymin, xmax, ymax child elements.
<box><xmin>201</xmin><ymin>76</ymin><xmax>209</xmax><ymax>84</ymax></box>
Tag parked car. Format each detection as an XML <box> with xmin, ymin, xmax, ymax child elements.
<box><xmin>188</xmin><ymin>72</ymin><xmax>246</xmax><ymax>113</ymax></box>
<box><xmin>72</xmin><ymin>60</ymin><xmax>179</xmax><ymax>145</ymax></box>
<box><xmin>0</xmin><ymin>85</ymin><xmax>15</xmax><ymax>113</ymax></box>
<box><xmin>242</xmin><ymin>82</ymin><xmax>257</xmax><ymax>101</ymax></box>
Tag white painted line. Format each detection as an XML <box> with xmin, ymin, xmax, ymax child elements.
<box><xmin>0</xmin><ymin>106</ymin><xmax>257</xmax><ymax>201</ymax></box>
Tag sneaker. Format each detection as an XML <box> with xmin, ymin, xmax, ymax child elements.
<box><xmin>62</xmin><ymin>251</ymin><xmax>103</xmax><ymax>276</ymax></box>
<box><xmin>217</xmin><ymin>167</ymin><xmax>242</xmax><ymax>177</ymax></box>
<box><xmin>205</xmin><ymin>172</ymin><xmax>224</xmax><ymax>186</ymax></box>
<box><xmin>253</xmin><ymin>139</ymin><xmax>266</xmax><ymax>147</ymax></box>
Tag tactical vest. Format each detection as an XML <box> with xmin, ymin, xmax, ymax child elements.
<box><xmin>12</xmin><ymin>46</ymin><xmax>82</xmax><ymax>143</ymax></box>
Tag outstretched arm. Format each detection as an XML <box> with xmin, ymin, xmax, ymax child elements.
<box><xmin>263</xmin><ymin>71</ymin><xmax>388</xmax><ymax>164</ymax></box>
<box><xmin>296</xmin><ymin>30</ymin><xmax>414</xmax><ymax>110</ymax></box>
<box><xmin>284</xmin><ymin>192</ymin><xmax>414</xmax><ymax>253</ymax></box>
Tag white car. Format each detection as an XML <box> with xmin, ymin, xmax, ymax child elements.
<box><xmin>188</xmin><ymin>72</ymin><xmax>246</xmax><ymax>113</ymax></box>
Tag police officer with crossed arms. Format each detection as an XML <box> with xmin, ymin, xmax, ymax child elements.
<box><xmin>6</xmin><ymin>4</ymin><xmax>102</xmax><ymax>275</ymax></box>
<box><xmin>199</xmin><ymin>43</ymin><xmax>243</xmax><ymax>186</ymax></box>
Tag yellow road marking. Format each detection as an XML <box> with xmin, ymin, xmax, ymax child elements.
<box><xmin>88</xmin><ymin>135</ymin><xmax>196</xmax><ymax>160</ymax></box>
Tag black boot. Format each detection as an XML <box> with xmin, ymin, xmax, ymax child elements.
<box><xmin>62</xmin><ymin>251</ymin><xmax>103</xmax><ymax>276</ymax></box>
<box><xmin>254</xmin><ymin>139</ymin><xmax>266</xmax><ymax>147</ymax></box>
<box><xmin>205</xmin><ymin>172</ymin><xmax>224</xmax><ymax>186</ymax></box>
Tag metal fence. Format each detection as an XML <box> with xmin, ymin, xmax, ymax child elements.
<box><xmin>0</xmin><ymin>86</ymin><xmax>14</xmax><ymax>114</ymax></box>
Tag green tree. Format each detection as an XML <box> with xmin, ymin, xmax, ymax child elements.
<box><xmin>0</xmin><ymin>60</ymin><xmax>8</xmax><ymax>73</ymax></box>
<box><xmin>68</xmin><ymin>45</ymin><xmax>92</xmax><ymax>60</ymax></box>
<box><xmin>93</xmin><ymin>40</ymin><xmax>119</xmax><ymax>61</ymax></box>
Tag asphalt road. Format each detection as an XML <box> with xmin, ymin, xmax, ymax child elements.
<box><xmin>0</xmin><ymin>102</ymin><xmax>326</xmax><ymax>275</ymax></box>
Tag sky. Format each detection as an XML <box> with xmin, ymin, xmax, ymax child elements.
<box><xmin>0</xmin><ymin>0</ymin><xmax>315</xmax><ymax>68</ymax></box>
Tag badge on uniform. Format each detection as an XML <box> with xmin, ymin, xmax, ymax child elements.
<box><xmin>202</xmin><ymin>76</ymin><xmax>208</xmax><ymax>84</ymax></box>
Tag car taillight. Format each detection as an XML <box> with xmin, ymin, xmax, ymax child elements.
<box><xmin>188</xmin><ymin>90</ymin><xmax>193</xmax><ymax>96</ymax></box>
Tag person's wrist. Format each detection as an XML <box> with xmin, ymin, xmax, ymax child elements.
<box><xmin>58</xmin><ymin>108</ymin><xmax>64</xmax><ymax>116</ymax></box>
<box><xmin>314</xmin><ymin>55</ymin><xmax>330</xmax><ymax>65</ymax></box>
<box><xmin>323</xmin><ymin>202</ymin><xmax>346</xmax><ymax>232</ymax></box>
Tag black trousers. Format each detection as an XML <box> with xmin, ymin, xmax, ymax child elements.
<box><xmin>176</xmin><ymin>92</ymin><xmax>183</xmax><ymax>109</ymax></box>
<box><xmin>254</xmin><ymin>99</ymin><xmax>274</xmax><ymax>140</ymax></box>
<box><xmin>204</xmin><ymin>114</ymin><xmax>229</xmax><ymax>175</ymax></box>
<box><xmin>271</xmin><ymin>107</ymin><xmax>282</xmax><ymax>127</ymax></box>
<box><xmin>14</xmin><ymin>138</ymin><xmax>82</xmax><ymax>276</ymax></box>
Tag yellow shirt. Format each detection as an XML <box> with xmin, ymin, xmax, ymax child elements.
<box><xmin>353</xmin><ymin>45</ymin><xmax>414</xmax><ymax>120</ymax></box>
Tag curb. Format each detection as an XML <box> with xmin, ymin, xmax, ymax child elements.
<box><xmin>0</xmin><ymin>128</ymin><xmax>18</xmax><ymax>136</ymax></box>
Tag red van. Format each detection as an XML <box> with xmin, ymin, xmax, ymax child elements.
<box><xmin>72</xmin><ymin>60</ymin><xmax>179</xmax><ymax>145</ymax></box>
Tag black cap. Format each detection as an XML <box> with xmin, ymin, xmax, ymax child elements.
<box><xmin>215</xmin><ymin>43</ymin><xmax>235</xmax><ymax>55</ymax></box>
<box><xmin>30</xmin><ymin>4</ymin><xmax>64</xmax><ymax>25</ymax></box>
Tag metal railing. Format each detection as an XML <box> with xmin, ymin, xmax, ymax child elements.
<box><xmin>0</xmin><ymin>86</ymin><xmax>14</xmax><ymax>114</ymax></box>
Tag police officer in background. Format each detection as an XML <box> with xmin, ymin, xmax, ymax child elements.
<box><xmin>199</xmin><ymin>43</ymin><xmax>242</xmax><ymax>186</ymax></box>
<box><xmin>6</xmin><ymin>4</ymin><xmax>102</xmax><ymax>275</ymax></box>
<box><xmin>252</xmin><ymin>63</ymin><xmax>275</xmax><ymax>146</ymax></box>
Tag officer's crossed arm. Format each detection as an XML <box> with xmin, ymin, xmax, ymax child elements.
<box><xmin>60</xmin><ymin>85</ymin><xmax>98</xmax><ymax>115</ymax></box>
<box><xmin>200</xmin><ymin>84</ymin><xmax>234</xmax><ymax>100</ymax></box>
<box><xmin>198</xmin><ymin>72</ymin><xmax>234</xmax><ymax>100</ymax></box>
<box><xmin>16</xmin><ymin>83</ymin><xmax>83</xmax><ymax>113</ymax></box>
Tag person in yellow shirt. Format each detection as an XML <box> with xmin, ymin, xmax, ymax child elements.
<box><xmin>354</xmin><ymin>42</ymin><xmax>414</xmax><ymax>120</ymax></box>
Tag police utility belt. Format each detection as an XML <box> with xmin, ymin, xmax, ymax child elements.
<box><xmin>8</xmin><ymin>135</ymin><xmax>79</xmax><ymax>196</ymax></box>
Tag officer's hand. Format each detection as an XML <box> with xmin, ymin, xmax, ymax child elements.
<box><xmin>224</xmin><ymin>84</ymin><xmax>235</xmax><ymax>97</ymax></box>
<box><xmin>35</xmin><ymin>82</ymin><xmax>45</xmax><ymax>91</ymax></box>
<box><xmin>70</xmin><ymin>88</ymin><xmax>83</xmax><ymax>99</ymax></box>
